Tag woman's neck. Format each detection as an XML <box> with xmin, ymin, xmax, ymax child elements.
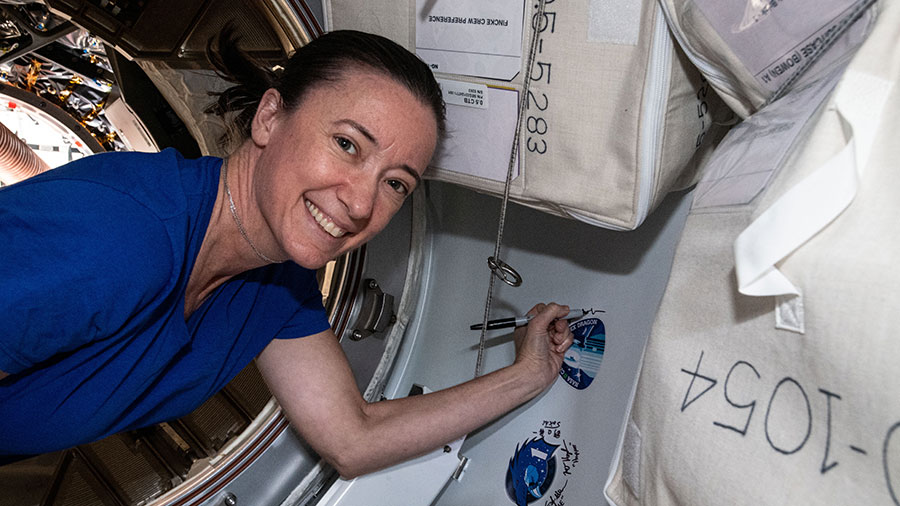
<box><xmin>184</xmin><ymin>148</ymin><xmax>271</xmax><ymax>319</ymax></box>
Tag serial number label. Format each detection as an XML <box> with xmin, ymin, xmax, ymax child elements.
<box><xmin>438</xmin><ymin>78</ymin><xmax>488</xmax><ymax>109</ymax></box>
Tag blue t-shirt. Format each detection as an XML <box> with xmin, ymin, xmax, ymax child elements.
<box><xmin>0</xmin><ymin>149</ymin><xmax>331</xmax><ymax>454</ymax></box>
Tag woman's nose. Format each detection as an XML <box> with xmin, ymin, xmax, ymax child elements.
<box><xmin>337</xmin><ymin>171</ymin><xmax>377</xmax><ymax>221</ymax></box>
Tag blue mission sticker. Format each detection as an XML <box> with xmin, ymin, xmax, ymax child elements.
<box><xmin>505</xmin><ymin>421</ymin><xmax>581</xmax><ymax>506</ymax></box>
<box><xmin>559</xmin><ymin>317</ymin><xmax>606</xmax><ymax>390</ymax></box>
<box><xmin>505</xmin><ymin>437</ymin><xmax>558</xmax><ymax>505</ymax></box>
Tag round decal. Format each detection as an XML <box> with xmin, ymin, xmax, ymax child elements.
<box><xmin>559</xmin><ymin>317</ymin><xmax>606</xmax><ymax>390</ymax></box>
<box><xmin>505</xmin><ymin>437</ymin><xmax>558</xmax><ymax>505</ymax></box>
<box><xmin>505</xmin><ymin>422</ymin><xmax>581</xmax><ymax>506</ymax></box>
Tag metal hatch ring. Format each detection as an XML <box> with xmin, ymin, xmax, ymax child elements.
<box><xmin>487</xmin><ymin>256</ymin><xmax>522</xmax><ymax>287</ymax></box>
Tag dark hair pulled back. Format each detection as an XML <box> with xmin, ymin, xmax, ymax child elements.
<box><xmin>206</xmin><ymin>29</ymin><xmax>446</xmax><ymax>147</ymax></box>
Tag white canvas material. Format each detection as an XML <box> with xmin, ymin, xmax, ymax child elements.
<box><xmin>325</xmin><ymin>0</ymin><xmax>731</xmax><ymax>230</ymax></box>
<box><xmin>660</xmin><ymin>0</ymin><xmax>878</xmax><ymax>118</ymax></box>
<box><xmin>604</xmin><ymin>0</ymin><xmax>900</xmax><ymax>503</ymax></box>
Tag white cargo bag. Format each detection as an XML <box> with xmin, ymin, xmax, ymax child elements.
<box><xmin>604</xmin><ymin>0</ymin><xmax>899</xmax><ymax>503</ymax></box>
<box><xmin>325</xmin><ymin>0</ymin><xmax>731</xmax><ymax>230</ymax></box>
<box><xmin>659</xmin><ymin>0</ymin><xmax>879</xmax><ymax>117</ymax></box>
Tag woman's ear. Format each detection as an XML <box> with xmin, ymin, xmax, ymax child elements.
<box><xmin>251</xmin><ymin>88</ymin><xmax>284</xmax><ymax>147</ymax></box>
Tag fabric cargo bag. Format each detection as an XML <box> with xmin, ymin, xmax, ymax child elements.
<box><xmin>604</xmin><ymin>0</ymin><xmax>900</xmax><ymax>503</ymax></box>
<box><xmin>659</xmin><ymin>0</ymin><xmax>878</xmax><ymax>118</ymax></box>
<box><xmin>325</xmin><ymin>0</ymin><xmax>731</xmax><ymax>230</ymax></box>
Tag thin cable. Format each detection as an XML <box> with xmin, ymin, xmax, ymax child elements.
<box><xmin>475</xmin><ymin>0</ymin><xmax>547</xmax><ymax>377</ymax></box>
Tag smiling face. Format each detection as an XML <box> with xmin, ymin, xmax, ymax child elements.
<box><xmin>250</xmin><ymin>68</ymin><xmax>438</xmax><ymax>269</ymax></box>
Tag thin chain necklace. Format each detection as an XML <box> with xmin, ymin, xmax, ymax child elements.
<box><xmin>221</xmin><ymin>159</ymin><xmax>279</xmax><ymax>264</ymax></box>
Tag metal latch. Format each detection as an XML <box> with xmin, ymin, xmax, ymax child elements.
<box><xmin>452</xmin><ymin>456</ymin><xmax>470</xmax><ymax>481</ymax></box>
<box><xmin>350</xmin><ymin>279</ymin><xmax>395</xmax><ymax>341</ymax></box>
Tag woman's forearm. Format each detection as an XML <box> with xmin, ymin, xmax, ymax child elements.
<box><xmin>259</xmin><ymin>304</ymin><xmax>573</xmax><ymax>479</ymax></box>
<box><xmin>335</xmin><ymin>362</ymin><xmax>546</xmax><ymax>477</ymax></box>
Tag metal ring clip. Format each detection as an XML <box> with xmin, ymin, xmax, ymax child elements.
<box><xmin>487</xmin><ymin>256</ymin><xmax>523</xmax><ymax>287</ymax></box>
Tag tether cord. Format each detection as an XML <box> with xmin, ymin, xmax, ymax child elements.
<box><xmin>475</xmin><ymin>0</ymin><xmax>547</xmax><ymax>377</ymax></box>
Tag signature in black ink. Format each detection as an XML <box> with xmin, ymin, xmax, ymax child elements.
<box><xmin>560</xmin><ymin>440</ymin><xmax>580</xmax><ymax>476</ymax></box>
<box><xmin>544</xmin><ymin>479</ymin><xmax>568</xmax><ymax>506</ymax></box>
<box><xmin>533</xmin><ymin>428</ymin><xmax>562</xmax><ymax>439</ymax></box>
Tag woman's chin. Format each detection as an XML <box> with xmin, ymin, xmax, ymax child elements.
<box><xmin>285</xmin><ymin>247</ymin><xmax>341</xmax><ymax>270</ymax></box>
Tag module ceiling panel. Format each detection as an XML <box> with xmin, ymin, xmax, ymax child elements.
<box><xmin>47</xmin><ymin>0</ymin><xmax>286</xmax><ymax>64</ymax></box>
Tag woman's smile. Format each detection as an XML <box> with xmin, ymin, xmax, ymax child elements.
<box><xmin>305</xmin><ymin>199</ymin><xmax>347</xmax><ymax>238</ymax></box>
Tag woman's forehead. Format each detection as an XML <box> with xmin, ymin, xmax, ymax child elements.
<box><xmin>296</xmin><ymin>71</ymin><xmax>436</xmax><ymax>136</ymax></box>
<box><xmin>296</xmin><ymin>68</ymin><xmax>434</xmax><ymax>122</ymax></box>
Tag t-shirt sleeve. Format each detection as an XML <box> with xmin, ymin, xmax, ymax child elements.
<box><xmin>0</xmin><ymin>178</ymin><xmax>174</xmax><ymax>374</ymax></box>
<box><xmin>272</xmin><ymin>264</ymin><xmax>332</xmax><ymax>340</ymax></box>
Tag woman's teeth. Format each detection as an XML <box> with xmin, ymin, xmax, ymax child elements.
<box><xmin>306</xmin><ymin>201</ymin><xmax>347</xmax><ymax>238</ymax></box>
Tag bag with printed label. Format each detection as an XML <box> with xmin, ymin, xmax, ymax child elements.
<box><xmin>659</xmin><ymin>0</ymin><xmax>879</xmax><ymax>117</ymax></box>
<box><xmin>604</xmin><ymin>1</ymin><xmax>899</xmax><ymax>503</ymax></box>
<box><xmin>325</xmin><ymin>0</ymin><xmax>732</xmax><ymax>231</ymax></box>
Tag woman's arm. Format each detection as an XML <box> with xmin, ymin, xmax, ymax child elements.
<box><xmin>0</xmin><ymin>370</ymin><xmax>7</xmax><ymax>381</ymax></box>
<box><xmin>256</xmin><ymin>302</ymin><xmax>574</xmax><ymax>479</ymax></box>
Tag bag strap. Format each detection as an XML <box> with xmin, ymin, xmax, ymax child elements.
<box><xmin>733</xmin><ymin>68</ymin><xmax>893</xmax><ymax>331</ymax></box>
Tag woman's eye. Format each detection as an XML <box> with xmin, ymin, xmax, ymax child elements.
<box><xmin>335</xmin><ymin>136</ymin><xmax>357</xmax><ymax>155</ymax></box>
<box><xmin>386</xmin><ymin>179</ymin><xmax>409</xmax><ymax>196</ymax></box>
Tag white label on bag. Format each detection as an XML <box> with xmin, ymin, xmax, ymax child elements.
<box><xmin>691</xmin><ymin>63</ymin><xmax>845</xmax><ymax>210</ymax></box>
<box><xmin>428</xmin><ymin>85</ymin><xmax>520</xmax><ymax>182</ymax></box>
<box><xmin>693</xmin><ymin>0</ymin><xmax>867</xmax><ymax>92</ymax></box>
<box><xmin>438</xmin><ymin>79</ymin><xmax>489</xmax><ymax>109</ymax></box>
<box><xmin>415</xmin><ymin>0</ymin><xmax>525</xmax><ymax>81</ymax></box>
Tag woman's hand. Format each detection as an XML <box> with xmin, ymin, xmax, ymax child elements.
<box><xmin>513</xmin><ymin>303</ymin><xmax>575</xmax><ymax>390</ymax></box>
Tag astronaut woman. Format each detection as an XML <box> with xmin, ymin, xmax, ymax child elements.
<box><xmin>0</xmin><ymin>30</ymin><xmax>574</xmax><ymax>477</ymax></box>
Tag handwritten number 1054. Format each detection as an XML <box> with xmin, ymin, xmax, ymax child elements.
<box><xmin>679</xmin><ymin>350</ymin><xmax>900</xmax><ymax>505</ymax></box>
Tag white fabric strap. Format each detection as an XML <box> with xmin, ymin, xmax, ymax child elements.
<box><xmin>734</xmin><ymin>70</ymin><xmax>893</xmax><ymax>299</ymax></box>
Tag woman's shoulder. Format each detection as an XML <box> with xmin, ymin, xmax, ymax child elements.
<box><xmin>0</xmin><ymin>149</ymin><xmax>219</xmax><ymax>290</ymax></box>
<box><xmin>27</xmin><ymin>148</ymin><xmax>222</xmax><ymax>218</ymax></box>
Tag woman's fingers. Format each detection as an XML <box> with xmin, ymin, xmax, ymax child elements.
<box><xmin>528</xmin><ymin>303</ymin><xmax>570</xmax><ymax>329</ymax></box>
